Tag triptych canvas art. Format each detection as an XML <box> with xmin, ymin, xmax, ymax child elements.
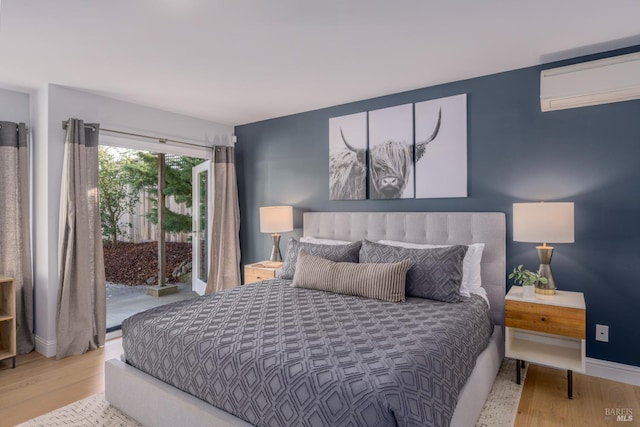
<box><xmin>329</xmin><ymin>94</ymin><xmax>467</xmax><ymax>200</ymax></box>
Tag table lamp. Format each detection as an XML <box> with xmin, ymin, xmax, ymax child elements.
<box><xmin>259</xmin><ymin>206</ymin><xmax>293</xmax><ymax>265</ymax></box>
<box><xmin>513</xmin><ymin>202</ymin><xmax>574</xmax><ymax>295</ymax></box>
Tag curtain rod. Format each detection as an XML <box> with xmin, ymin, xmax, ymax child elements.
<box><xmin>61</xmin><ymin>120</ymin><xmax>212</xmax><ymax>150</ymax></box>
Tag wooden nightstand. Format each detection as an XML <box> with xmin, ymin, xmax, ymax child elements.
<box><xmin>505</xmin><ymin>286</ymin><xmax>586</xmax><ymax>399</ymax></box>
<box><xmin>244</xmin><ymin>262</ymin><xmax>281</xmax><ymax>285</ymax></box>
<box><xmin>0</xmin><ymin>276</ymin><xmax>16</xmax><ymax>369</ymax></box>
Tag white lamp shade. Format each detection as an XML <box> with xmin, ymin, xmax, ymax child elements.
<box><xmin>513</xmin><ymin>202</ymin><xmax>574</xmax><ymax>243</ymax></box>
<box><xmin>259</xmin><ymin>206</ymin><xmax>293</xmax><ymax>233</ymax></box>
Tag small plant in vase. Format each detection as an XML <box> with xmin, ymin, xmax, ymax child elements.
<box><xmin>509</xmin><ymin>265</ymin><xmax>548</xmax><ymax>297</ymax></box>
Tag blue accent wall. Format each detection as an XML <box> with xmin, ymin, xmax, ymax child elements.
<box><xmin>235</xmin><ymin>46</ymin><xmax>640</xmax><ymax>367</ymax></box>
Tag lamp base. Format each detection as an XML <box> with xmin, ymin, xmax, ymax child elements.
<box><xmin>269</xmin><ymin>233</ymin><xmax>283</xmax><ymax>262</ymax></box>
<box><xmin>535</xmin><ymin>286</ymin><xmax>556</xmax><ymax>295</ymax></box>
<box><xmin>536</xmin><ymin>246</ymin><xmax>557</xmax><ymax>295</ymax></box>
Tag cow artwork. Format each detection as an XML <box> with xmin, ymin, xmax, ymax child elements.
<box><xmin>328</xmin><ymin>112</ymin><xmax>367</xmax><ymax>200</ymax></box>
<box><xmin>328</xmin><ymin>95</ymin><xmax>464</xmax><ymax>201</ymax></box>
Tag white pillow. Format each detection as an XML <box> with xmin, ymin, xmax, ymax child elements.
<box><xmin>377</xmin><ymin>240</ymin><xmax>487</xmax><ymax>306</ymax></box>
<box><xmin>300</xmin><ymin>236</ymin><xmax>352</xmax><ymax>245</ymax></box>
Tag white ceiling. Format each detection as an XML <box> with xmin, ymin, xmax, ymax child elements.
<box><xmin>1</xmin><ymin>0</ymin><xmax>639</xmax><ymax>126</ymax></box>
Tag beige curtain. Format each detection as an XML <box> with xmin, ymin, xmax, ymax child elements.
<box><xmin>0</xmin><ymin>121</ymin><xmax>34</xmax><ymax>354</ymax></box>
<box><xmin>205</xmin><ymin>146</ymin><xmax>241</xmax><ymax>293</ymax></box>
<box><xmin>56</xmin><ymin>119</ymin><xmax>106</xmax><ymax>359</ymax></box>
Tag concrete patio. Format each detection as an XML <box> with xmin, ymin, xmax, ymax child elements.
<box><xmin>106</xmin><ymin>282</ymin><xmax>199</xmax><ymax>330</ymax></box>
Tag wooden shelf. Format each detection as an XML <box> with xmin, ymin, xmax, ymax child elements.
<box><xmin>0</xmin><ymin>277</ymin><xmax>16</xmax><ymax>365</ymax></box>
<box><xmin>507</xmin><ymin>329</ymin><xmax>584</xmax><ymax>372</ymax></box>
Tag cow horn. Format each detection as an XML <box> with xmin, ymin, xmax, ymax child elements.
<box><xmin>340</xmin><ymin>127</ymin><xmax>359</xmax><ymax>152</ymax></box>
<box><xmin>416</xmin><ymin>108</ymin><xmax>442</xmax><ymax>147</ymax></box>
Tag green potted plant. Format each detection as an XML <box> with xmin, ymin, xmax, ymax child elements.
<box><xmin>509</xmin><ymin>265</ymin><xmax>548</xmax><ymax>297</ymax></box>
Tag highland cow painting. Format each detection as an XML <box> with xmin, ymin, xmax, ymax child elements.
<box><xmin>328</xmin><ymin>95</ymin><xmax>466</xmax><ymax>201</ymax></box>
<box><xmin>328</xmin><ymin>112</ymin><xmax>367</xmax><ymax>200</ymax></box>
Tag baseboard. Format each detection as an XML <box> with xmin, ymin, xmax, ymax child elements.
<box><xmin>586</xmin><ymin>357</ymin><xmax>640</xmax><ymax>386</ymax></box>
<box><xmin>106</xmin><ymin>329</ymin><xmax>122</xmax><ymax>341</ymax></box>
<box><xmin>35</xmin><ymin>332</ymin><xmax>122</xmax><ymax>358</ymax></box>
<box><xmin>35</xmin><ymin>335</ymin><xmax>56</xmax><ymax>358</ymax></box>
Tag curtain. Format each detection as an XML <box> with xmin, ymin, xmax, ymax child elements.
<box><xmin>56</xmin><ymin>118</ymin><xmax>106</xmax><ymax>359</ymax></box>
<box><xmin>0</xmin><ymin>121</ymin><xmax>34</xmax><ymax>354</ymax></box>
<box><xmin>205</xmin><ymin>146</ymin><xmax>241</xmax><ymax>293</ymax></box>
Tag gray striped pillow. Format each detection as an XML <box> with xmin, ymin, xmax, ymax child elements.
<box><xmin>291</xmin><ymin>249</ymin><xmax>411</xmax><ymax>303</ymax></box>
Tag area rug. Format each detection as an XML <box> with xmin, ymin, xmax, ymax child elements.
<box><xmin>476</xmin><ymin>358</ymin><xmax>528</xmax><ymax>427</ymax></box>
<box><xmin>18</xmin><ymin>359</ymin><xmax>526</xmax><ymax>427</ymax></box>
<box><xmin>16</xmin><ymin>393</ymin><xmax>141</xmax><ymax>427</ymax></box>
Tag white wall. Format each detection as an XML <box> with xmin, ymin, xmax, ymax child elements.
<box><xmin>0</xmin><ymin>87</ymin><xmax>30</xmax><ymax>123</ymax></box>
<box><xmin>31</xmin><ymin>84</ymin><xmax>234</xmax><ymax>356</ymax></box>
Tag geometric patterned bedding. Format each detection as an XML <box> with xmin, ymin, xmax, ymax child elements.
<box><xmin>122</xmin><ymin>279</ymin><xmax>493</xmax><ymax>427</ymax></box>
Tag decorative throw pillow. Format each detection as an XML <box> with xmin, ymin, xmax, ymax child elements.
<box><xmin>278</xmin><ymin>238</ymin><xmax>362</xmax><ymax>280</ymax></box>
<box><xmin>291</xmin><ymin>249</ymin><xmax>410</xmax><ymax>303</ymax></box>
<box><xmin>359</xmin><ymin>240</ymin><xmax>467</xmax><ymax>303</ymax></box>
<box><xmin>378</xmin><ymin>240</ymin><xmax>486</xmax><ymax>300</ymax></box>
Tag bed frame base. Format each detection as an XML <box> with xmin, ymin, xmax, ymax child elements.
<box><xmin>105</xmin><ymin>356</ymin><xmax>252</xmax><ymax>427</ymax></box>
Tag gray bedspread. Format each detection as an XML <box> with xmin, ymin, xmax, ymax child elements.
<box><xmin>122</xmin><ymin>279</ymin><xmax>493</xmax><ymax>427</ymax></box>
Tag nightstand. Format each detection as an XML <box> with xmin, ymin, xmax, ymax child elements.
<box><xmin>505</xmin><ymin>286</ymin><xmax>586</xmax><ymax>399</ymax></box>
<box><xmin>244</xmin><ymin>261</ymin><xmax>280</xmax><ymax>285</ymax></box>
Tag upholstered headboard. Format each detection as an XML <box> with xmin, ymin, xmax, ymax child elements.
<box><xmin>303</xmin><ymin>212</ymin><xmax>506</xmax><ymax>325</ymax></box>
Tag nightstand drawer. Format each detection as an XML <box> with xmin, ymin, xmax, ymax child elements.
<box><xmin>505</xmin><ymin>299</ymin><xmax>585</xmax><ymax>339</ymax></box>
<box><xmin>244</xmin><ymin>265</ymin><xmax>277</xmax><ymax>284</ymax></box>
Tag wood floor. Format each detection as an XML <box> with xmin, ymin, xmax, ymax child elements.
<box><xmin>515</xmin><ymin>364</ymin><xmax>640</xmax><ymax>427</ymax></box>
<box><xmin>1</xmin><ymin>340</ymin><xmax>639</xmax><ymax>427</ymax></box>
<box><xmin>0</xmin><ymin>339</ymin><xmax>123</xmax><ymax>427</ymax></box>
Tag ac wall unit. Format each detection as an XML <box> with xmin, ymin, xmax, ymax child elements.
<box><xmin>540</xmin><ymin>52</ymin><xmax>640</xmax><ymax>112</ymax></box>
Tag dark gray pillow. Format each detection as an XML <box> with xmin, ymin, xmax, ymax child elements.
<box><xmin>278</xmin><ymin>238</ymin><xmax>361</xmax><ymax>280</ymax></box>
<box><xmin>359</xmin><ymin>240</ymin><xmax>467</xmax><ymax>302</ymax></box>
<box><xmin>291</xmin><ymin>249</ymin><xmax>410</xmax><ymax>303</ymax></box>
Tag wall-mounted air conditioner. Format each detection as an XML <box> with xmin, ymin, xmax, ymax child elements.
<box><xmin>540</xmin><ymin>52</ymin><xmax>640</xmax><ymax>112</ymax></box>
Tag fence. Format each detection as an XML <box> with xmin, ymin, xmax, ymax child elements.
<box><xmin>116</xmin><ymin>190</ymin><xmax>192</xmax><ymax>243</ymax></box>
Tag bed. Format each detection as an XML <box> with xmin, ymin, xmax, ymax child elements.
<box><xmin>105</xmin><ymin>211</ymin><xmax>506</xmax><ymax>427</ymax></box>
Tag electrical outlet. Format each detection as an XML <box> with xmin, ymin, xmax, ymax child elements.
<box><xmin>596</xmin><ymin>324</ymin><xmax>609</xmax><ymax>342</ymax></box>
